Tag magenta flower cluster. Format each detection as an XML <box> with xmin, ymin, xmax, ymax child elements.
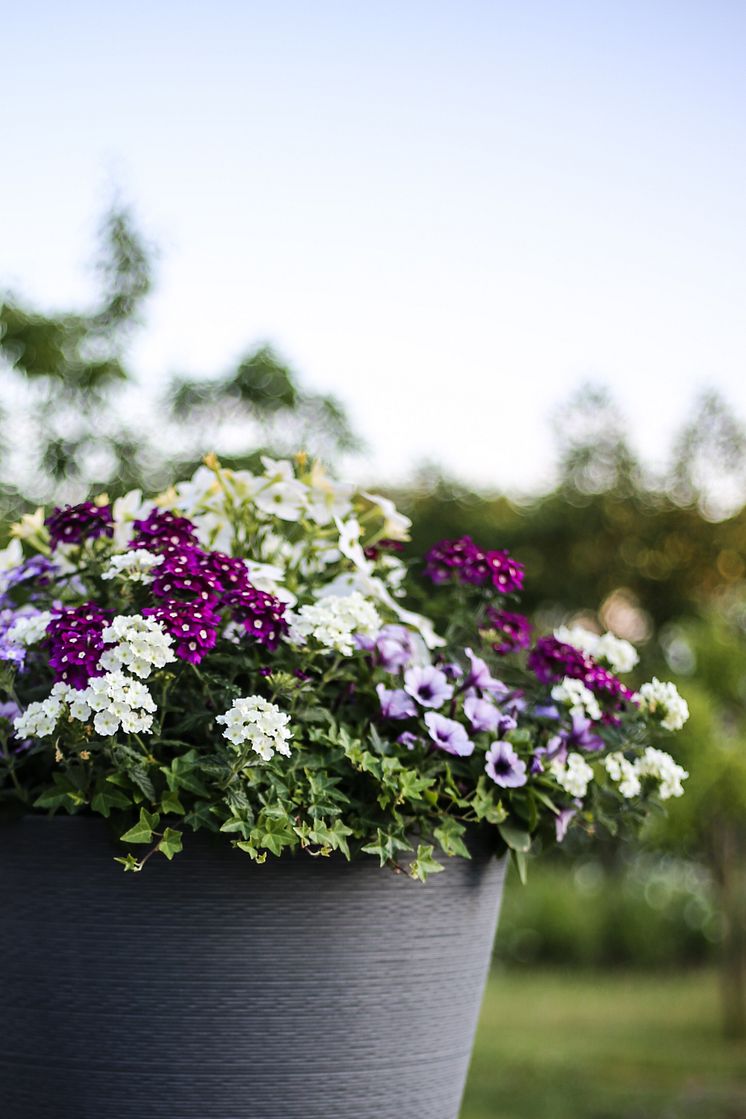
<box><xmin>528</xmin><ymin>636</ymin><xmax>634</xmax><ymax>705</ymax></box>
<box><xmin>46</xmin><ymin>604</ymin><xmax>109</xmax><ymax>689</ymax></box>
<box><xmin>485</xmin><ymin>607</ymin><xmax>533</xmax><ymax>655</ymax></box>
<box><xmin>424</xmin><ymin>536</ymin><xmax>524</xmax><ymax>594</ymax></box>
<box><xmin>45</xmin><ymin>503</ymin><xmax>113</xmax><ymax>551</ymax></box>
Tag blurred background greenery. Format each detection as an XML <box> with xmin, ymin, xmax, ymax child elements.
<box><xmin>3</xmin><ymin>208</ymin><xmax>746</xmax><ymax>1116</ymax></box>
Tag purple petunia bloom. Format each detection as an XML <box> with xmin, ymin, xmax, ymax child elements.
<box><xmin>0</xmin><ymin>555</ymin><xmax>56</xmax><ymax>607</ymax></box>
<box><xmin>424</xmin><ymin>712</ymin><xmax>474</xmax><ymax>757</ymax></box>
<box><xmin>0</xmin><ymin>609</ymin><xmax>26</xmax><ymax>668</ymax></box>
<box><xmin>376</xmin><ymin>684</ymin><xmax>418</xmax><ymax>720</ymax></box>
<box><xmin>463</xmin><ymin>648</ymin><xmax>509</xmax><ymax>698</ymax></box>
<box><xmin>143</xmin><ymin>601</ymin><xmax>221</xmax><ymax>664</ymax></box>
<box><xmin>223</xmin><ymin>587</ymin><xmax>288</xmax><ymax>651</ymax></box>
<box><xmin>397</xmin><ymin>730</ymin><xmax>420</xmax><ymax>750</ymax></box>
<box><xmin>485</xmin><ymin>607</ymin><xmax>533</xmax><ymax>654</ymax></box>
<box><xmin>555</xmin><ymin>807</ymin><xmax>576</xmax><ymax>842</ymax></box>
<box><xmin>464</xmin><ymin>696</ymin><xmax>503</xmax><ymax>734</ymax></box>
<box><xmin>131</xmin><ymin>508</ymin><xmax>200</xmax><ymax>551</ymax></box>
<box><xmin>374</xmin><ymin>625</ymin><xmax>416</xmax><ymax>672</ymax></box>
<box><xmin>46</xmin><ymin>603</ymin><xmax>109</xmax><ymax>688</ymax></box>
<box><xmin>46</xmin><ymin>502</ymin><xmax>113</xmax><ymax>551</ymax></box>
<box><xmin>547</xmin><ymin>712</ymin><xmax>605</xmax><ymax>758</ymax></box>
<box><xmin>403</xmin><ymin>665</ymin><xmax>454</xmax><ymax>708</ymax></box>
<box><xmin>484</xmin><ymin>740</ymin><xmax>528</xmax><ymax>788</ymax></box>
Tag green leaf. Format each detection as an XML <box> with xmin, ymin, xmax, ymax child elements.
<box><xmin>512</xmin><ymin>847</ymin><xmax>529</xmax><ymax>885</ymax></box>
<box><xmin>120</xmin><ymin>807</ymin><xmax>160</xmax><ymax>845</ymax></box>
<box><xmin>114</xmin><ymin>853</ymin><xmax>142</xmax><ymax>873</ymax></box>
<box><xmin>161</xmin><ymin>750</ymin><xmax>211</xmax><ymax>797</ymax></box>
<box><xmin>91</xmin><ymin>778</ymin><xmax>131</xmax><ymax>818</ymax></box>
<box><xmin>409</xmin><ymin>844</ymin><xmax>445</xmax><ymax>883</ymax></box>
<box><xmin>434</xmin><ymin>818</ymin><xmax>471</xmax><ymax>859</ymax></box>
<box><xmin>158</xmin><ymin>828</ymin><xmax>183</xmax><ymax>860</ymax></box>
<box><xmin>498</xmin><ymin>821</ymin><xmax>532</xmax><ymax>853</ymax></box>
<box><xmin>160</xmin><ymin>789</ymin><xmax>185</xmax><ymax>816</ymax></box>
<box><xmin>33</xmin><ymin>773</ymin><xmax>86</xmax><ymax>810</ymax></box>
<box><xmin>361</xmin><ymin>829</ymin><xmax>412</xmax><ymax>866</ymax></box>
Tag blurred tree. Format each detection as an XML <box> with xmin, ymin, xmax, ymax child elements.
<box><xmin>0</xmin><ymin>204</ymin><xmax>357</xmax><ymax>515</ymax></box>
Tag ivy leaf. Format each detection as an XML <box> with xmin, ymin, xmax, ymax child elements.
<box><xmin>114</xmin><ymin>853</ymin><xmax>142</xmax><ymax>872</ymax></box>
<box><xmin>158</xmin><ymin>828</ymin><xmax>183</xmax><ymax>860</ymax></box>
<box><xmin>120</xmin><ymin>807</ymin><xmax>160</xmax><ymax>844</ymax></box>
<box><xmin>161</xmin><ymin>750</ymin><xmax>211</xmax><ymax>797</ymax></box>
<box><xmin>33</xmin><ymin>773</ymin><xmax>85</xmax><ymax>810</ymax></box>
<box><xmin>434</xmin><ymin>817</ymin><xmax>471</xmax><ymax>859</ymax></box>
<box><xmin>91</xmin><ymin>777</ymin><xmax>131</xmax><ymax>818</ymax></box>
<box><xmin>250</xmin><ymin>813</ymin><xmax>296</xmax><ymax>856</ymax></box>
<box><xmin>160</xmin><ymin>789</ymin><xmax>185</xmax><ymax>816</ymax></box>
<box><xmin>472</xmin><ymin>776</ymin><xmax>508</xmax><ymax>825</ymax></box>
<box><xmin>409</xmin><ymin>844</ymin><xmax>445</xmax><ymax>883</ymax></box>
<box><xmin>361</xmin><ymin>829</ymin><xmax>412</xmax><ymax>866</ymax></box>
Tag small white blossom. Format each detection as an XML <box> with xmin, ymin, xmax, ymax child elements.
<box><xmin>603</xmin><ymin>752</ymin><xmax>642</xmax><ymax>798</ymax></box>
<box><xmin>636</xmin><ymin>746</ymin><xmax>688</xmax><ymax>799</ymax></box>
<box><xmin>82</xmin><ymin>671</ymin><xmax>157</xmax><ymax>735</ymax></box>
<box><xmin>13</xmin><ymin>684</ymin><xmax>72</xmax><ymax>739</ymax></box>
<box><xmin>216</xmin><ymin>695</ymin><xmax>293</xmax><ymax>760</ymax></box>
<box><xmin>288</xmin><ymin>592</ymin><xmax>382</xmax><ymax>655</ymax></box>
<box><xmin>555</xmin><ymin>625</ymin><xmax>639</xmax><ymax>674</ymax></box>
<box><xmin>7</xmin><ymin>611</ymin><xmax>53</xmax><ymax>646</ymax></box>
<box><xmin>635</xmin><ymin>678</ymin><xmax>690</xmax><ymax>731</ymax></box>
<box><xmin>551</xmin><ymin>752</ymin><xmax>594</xmax><ymax>798</ymax></box>
<box><xmin>101</xmin><ymin>549</ymin><xmax>164</xmax><ymax>584</ymax></box>
<box><xmin>99</xmin><ymin>615</ymin><xmax>176</xmax><ymax>679</ymax></box>
<box><xmin>551</xmin><ymin>677</ymin><xmax>602</xmax><ymax>721</ymax></box>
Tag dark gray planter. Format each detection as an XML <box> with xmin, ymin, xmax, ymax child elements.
<box><xmin>0</xmin><ymin>816</ymin><xmax>506</xmax><ymax>1119</ymax></box>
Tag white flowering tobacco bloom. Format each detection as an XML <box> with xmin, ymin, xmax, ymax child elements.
<box><xmin>288</xmin><ymin>592</ymin><xmax>382</xmax><ymax>656</ymax></box>
<box><xmin>101</xmin><ymin>549</ymin><xmax>164</xmax><ymax>584</ymax></box>
<box><xmin>604</xmin><ymin>752</ymin><xmax>642</xmax><ymax>798</ymax></box>
<box><xmin>216</xmin><ymin>696</ymin><xmax>292</xmax><ymax>761</ymax></box>
<box><xmin>550</xmin><ymin>676</ymin><xmax>602</xmax><ymax>721</ymax></box>
<box><xmin>554</xmin><ymin>625</ymin><xmax>639</xmax><ymax>674</ymax></box>
<box><xmin>636</xmin><ymin>747</ymin><xmax>688</xmax><ymax>799</ymax></box>
<box><xmin>7</xmin><ymin>611</ymin><xmax>53</xmax><ymax>647</ymax></box>
<box><xmin>99</xmin><ymin>615</ymin><xmax>176</xmax><ymax>679</ymax></box>
<box><xmin>550</xmin><ymin>752</ymin><xmax>594</xmax><ymax>799</ymax></box>
<box><xmin>635</xmin><ymin>678</ymin><xmax>690</xmax><ymax>732</ymax></box>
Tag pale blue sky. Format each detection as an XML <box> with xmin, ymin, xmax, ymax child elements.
<box><xmin>2</xmin><ymin>1</ymin><xmax>745</xmax><ymax>491</ymax></box>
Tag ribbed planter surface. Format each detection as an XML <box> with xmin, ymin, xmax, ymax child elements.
<box><xmin>1</xmin><ymin>816</ymin><xmax>506</xmax><ymax>1119</ymax></box>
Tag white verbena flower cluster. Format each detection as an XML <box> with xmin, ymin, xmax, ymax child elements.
<box><xmin>101</xmin><ymin>549</ymin><xmax>164</xmax><ymax>583</ymax></box>
<box><xmin>13</xmin><ymin>672</ymin><xmax>157</xmax><ymax>739</ymax></box>
<box><xmin>605</xmin><ymin>747</ymin><xmax>688</xmax><ymax>800</ymax></box>
<box><xmin>635</xmin><ymin>678</ymin><xmax>690</xmax><ymax>731</ymax></box>
<box><xmin>216</xmin><ymin>696</ymin><xmax>292</xmax><ymax>760</ymax></box>
<box><xmin>550</xmin><ymin>752</ymin><xmax>595</xmax><ymax>798</ymax></box>
<box><xmin>7</xmin><ymin>611</ymin><xmax>53</xmax><ymax>647</ymax></box>
<box><xmin>100</xmin><ymin>615</ymin><xmax>176</xmax><ymax>679</ymax></box>
<box><xmin>551</xmin><ymin>677</ymin><xmax>602</xmax><ymax>721</ymax></box>
<box><xmin>555</xmin><ymin>625</ymin><xmax>639</xmax><ymax>674</ymax></box>
<box><xmin>288</xmin><ymin>592</ymin><xmax>382</xmax><ymax>656</ymax></box>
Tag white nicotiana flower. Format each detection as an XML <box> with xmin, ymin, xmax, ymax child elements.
<box><xmin>101</xmin><ymin>549</ymin><xmax>164</xmax><ymax>584</ymax></box>
<box><xmin>0</xmin><ymin>538</ymin><xmax>23</xmax><ymax>573</ymax></box>
<box><xmin>82</xmin><ymin>671</ymin><xmax>157</xmax><ymax>735</ymax></box>
<box><xmin>635</xmin><ymin>678</ymin><xmax>690</xmax><ymax>731</ymax></box>
<box><xmin>603</xmin><ymin>752</ymin><xmax>642</xmax><ymax>798</ymax></box>
<box><xmin>10</xmin><ymin>508</ymin><xmax>45</xmax><ymax>541</ymax></box>
<box><xmin>288</xmin><ymin>592</ymin><xmax>382</xmax><ymax>655</ymax></box>
<box><xmin>216</xmin><ymin>695</ymin><xmax>292</xmax><ymax>760</ymax></box>
<box><xmin>551</xmin><ymin>752</ymin><xmax>594</xmax><ymax>799</ymax></box>
<box><xmin>254</xmin><ymin>478</ymin><xmax>308</xmax><ymax>522</ymax></box>
<box><xmin>551</xmin><ymin>677</ymin><xmax>602</xmax><ymax>721</ymax></box>
<box><xmin>360</xmin><ymin>492</ymin><xmax>412</xmax><ymax>542</ymax></box>
<box><xmin>111</xmin><ymin>489</ymin><xmax>149</xmax><ymax>548</ymax></box>
<box><xmin>334</xmin><ymin>516</ymin><xmax>372</xmax><ymax>573</ymax></box>
<box><xmin>555</xmin><ymin>625</ymin><xmax>639</xmax><ymax>674</ymax></box>
<box><xmin>636</xmin><ymin>746</ymin><xmax>689</xmax><ymax>799</ymax></box>
<box><xmin>99</xmin><ymin>615</ymin><xmax>176</xmax><ymax>679</ymax></box>
<box><xmin>7</xmin><ymin>611</ymin><xmax>53</xmax><ymax>647</ymax></box>
<box><xmin>305</xmin><ymin>463</ymin><xmax>354</xmax><ymax>525</ymax></box>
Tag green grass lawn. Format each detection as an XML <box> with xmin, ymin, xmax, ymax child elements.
<box><xmin>461</xmin><ymin>969</ymin><xmax>746</xmax><ymax>1119</ymax></box>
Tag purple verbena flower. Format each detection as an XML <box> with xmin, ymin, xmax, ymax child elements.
<box><xmin>485</xmin><ymin>607</ymin><xmax>533</xmax><ymax>654</ymax></box>
<box><xmin>376</xmin><ymin>684</ymin><xmax>418</xmax><ymax>720</ymax></box>
<box><xmin>131</xmin><ymin>508</ymin><xmax>200</xmax><ymax>551</ymax></box>
<box><xmin>0</xmin><ymin>555</ymin><xmax>56</xmax><ymax>607</ymax></box>
<box><xmin>45</xmin><ymin>503</ymin><xmax>113</xmax><ymax>551</ymax></box>
<box><xmin>424</xmin><ymin>711</ymin><xmax>474</xmax><ymax>757</ymax></box>
<box><xmin>424</xmin><ymin>536</ymin><xmax>524</xmax><ymax>593</ymax></box>
<box><xmin>151</xmin><ymin>547</ymin><xmax>223</xmax><ymax>603</ymax></box>
<box><xmin>528</xmin><ymin>636</ymin><xmax>591</xmax><ymax>684</ymax></box>
<box><xmin>484</xmin><ymin>740</ymin><xmax>528</xmax><ymax>788</ymax></box>
<box><xmin>46</xmin><ymin>603</ymin><xmax>109</xmax><ymax>689</ymax></box>
<box><xmin>143</xmin><ymin>601</ymin><xmax>220</xmax><ymax>664</ymax></box>
<box><xmin>223</xmin><ymin>587</ymin><xmax>288</xmax><ymax>651</ymax></box>
<box><xmin>403</xmin><ymin>665</ymin><xmax>454</xmax><ymax>708</ymax></box>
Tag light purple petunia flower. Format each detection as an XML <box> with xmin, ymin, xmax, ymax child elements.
<box><xmin>484</xmin><ymin>740</ymin><xmax>528</xmax><ymax>788</ymax></box>
<box><xmin>375</xmin><ymin>625</ymin><xmax>417</xmax><ymax>671</ymax></box>
<box><xmin>404</xmin><ymin>665</ymin><xmax>454</xmax><ymax>709</ymax></box>
<box><xmin>555</xmin><ymin>807</ymin><xmax>576</xmax><ymax>842</ymax></box>
<box><xmin>464</xmin><ymin>696</ymin><xmax>502</xmax><ymax>734</ymax></box>
<box><xmin>545</xmin><ymin>712</ymin><xmax>605</xmax><ymax>763</ymax></box>
<box><xmin>424</xmin><ymin>712</ymin><xmax>474</xmax><ymax>757</ymax></box>
<box><xmin>376</xmin><ymin>684</ymin><xmax>418</xmax><ymax>720</ymax></box>
<box><xmin>397</xmin><ymin>730</ymin><xmax>420</xmax><ymax>750</ymax></box>
<box><xmin>463</xmin><ymin>648</ymin><xmax>509</xmax><ymax>698</ymax></box>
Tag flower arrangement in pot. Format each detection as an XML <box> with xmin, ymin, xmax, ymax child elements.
<box><xmin>0</xmin><ymin>454</ymin><xmax>689</xmax><ymax>1119</ymax></box>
